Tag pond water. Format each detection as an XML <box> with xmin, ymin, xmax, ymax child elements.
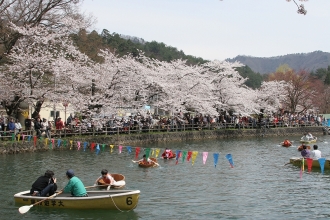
<box><xmin>1</xmin><ymin>134</ymin><xmax>330</xmax><ymax>220</ymax></box>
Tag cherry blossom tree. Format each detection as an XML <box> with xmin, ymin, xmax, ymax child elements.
<box><xmin>0</xmin><ymin>18</ymin><xmax>93</xmax><ymax>117</ymax></box>
<box><xmin>0</xmin><ymin>0</ymin><xmax>89</xmax><ymax>63</ymax></box>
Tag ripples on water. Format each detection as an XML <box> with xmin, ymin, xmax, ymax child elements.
<box><xmin>1</xmin><ymin>135</ymin><xmax>330</xmax><ymax>219</ymax></box>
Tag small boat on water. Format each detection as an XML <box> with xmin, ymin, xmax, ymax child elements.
<box><xmin>289</xmin><ymin>157</ymin><xmax>329</xmax><ymax>170</ymax></box>
<box><xmin>297</xmin><ymin>145</ymin><xmax>311</xmax><ymax>151</ymax></box>
<box><xmin>138</xmin><ymin>158</ymin><xmax>158</xmax><ymax>168</ymax></box>
<box><xmin>97</xmin><ymin>173</ymin><xmax>126</xmax><ymax>189</ymax></box>
<box><xmin>281</xmin><ymin>140</ymin><xmax>292</xmax><ymax>147</ymax></box>
<box><xmin>300</xmin><ymin>137</ymin><xmax>317</xmax><ymax>144</ymax></box>
<box><xmin>14</xmin><ymin>190</ymin><xmax>140</xmax><ymax>210</ymax></box>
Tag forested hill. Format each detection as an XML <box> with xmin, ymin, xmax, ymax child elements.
<box><xmin>72</xmin><ymin>29</ymin><xmax>208</xmax><ymax>65</ymax></box>
<box><xmin>225</xmin><ymin>51</ymin><xmax>330</xmax><ymax>74</ymax></box>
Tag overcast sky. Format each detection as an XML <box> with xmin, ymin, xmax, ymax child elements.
<box><xmin>80</xmin><ymin>0</ymin><xmax>330</xmax><ymax>61</ymax></box>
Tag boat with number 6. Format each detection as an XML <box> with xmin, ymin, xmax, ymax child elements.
<box><xmin>14</xmin><ymin>190</ymin><xmax>140</xmax><ymax>210</ymax></box>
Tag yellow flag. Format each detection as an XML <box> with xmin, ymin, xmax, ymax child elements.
<box><xmin>155</xmin><ymin>148</ymin><xmax>160</xmax><ymax>157</ymax></box>
<box><xmin>191</xmin><ymin>151</ymin><xmax>198</xmax><ymax>166</ymax></box>
<box><xmin>45</xmin><ymin>138</ymin><xmax>48</xmax><ymax>146</ymax></box>
<box><xmin>70</xmin><ymin>140</ymin><xmax>73</xmax><ymax>150</ymax></box>
<box><xmin>110</xmin><ymin>145</ymin><xmax>114</xmax><ymax>153</ymax></box>
<box><xmin>17</xmin><ymin>134</ymin><xmax>21</xmax><ymax>141</ymax></box>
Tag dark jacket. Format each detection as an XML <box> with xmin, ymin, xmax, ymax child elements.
<box><xmin>30</xmin><ymin>176</ymin><xmax>56</xmax><ymax>194</ymax></box>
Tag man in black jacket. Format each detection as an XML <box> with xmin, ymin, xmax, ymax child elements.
<box><xmin>30</xmin><ymin>170</ymin><xmax>57</xmax><ymax>196</ymax></box>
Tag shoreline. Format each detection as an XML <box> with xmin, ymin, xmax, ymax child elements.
<box><xmin>0</xmin><ymin>126</ymin><xmax>324</xmax><ymax>154</ymax></box>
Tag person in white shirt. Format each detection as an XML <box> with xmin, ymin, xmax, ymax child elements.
<box><xmin>311</xmin><ymin>145</ymin><xmax>321</xmax><ymax>160</ymax></box>
<box><xmin>14</xmin><ymin>119</ymin><xmax>22</xmax><ymax>135</ymax></box>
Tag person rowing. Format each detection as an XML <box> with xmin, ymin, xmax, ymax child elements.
<box><xmin>94</xmin><ymin>169</ymin><xmax>114</xmax><ymax>190</ymax></box>
<box><xmin>161</xmin><ymin>148</ymin><xmax>174</xmax><ymax>159</ymax></box>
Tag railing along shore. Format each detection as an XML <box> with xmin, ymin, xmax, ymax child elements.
<box><xmin>0</xmin><ymin>120</ymin><xmax>321</xmax><ymax>141</ymax></box>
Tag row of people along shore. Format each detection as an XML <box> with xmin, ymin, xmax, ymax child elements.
<box><xmin>0</xmin><ymin>112</ymin><xmax>326</xmax><ymax>139</ymax></box>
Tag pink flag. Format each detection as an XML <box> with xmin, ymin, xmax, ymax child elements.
<box><xmin>51</xmin><ymin>139</ymin><xmax>55</xmax><ymax>148</ymax></box>
<box><xmin>119</xmin><ymin>145</ymin><xmax>123</xmax><ymax>153</ymax></box>
<box><xmin>22</xmin><ymin>134</ymin><xmax>25</xmax><ymax>142</ymax></box>
<box><xmin>77</xmin><ymin>141</ymin><xmax>81</xmax><ymax>150</ymax></box>
<box><xmin>203</xmin><ymin>152</ymin><xmax>208</xmax><ymax>165</ymax></box>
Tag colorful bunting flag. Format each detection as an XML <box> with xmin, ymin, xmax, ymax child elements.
<box><xmin>126</xmin><ymin>146</ymin><xmax>132</xmax><ymax>154</ymax></box>
<box><xmin>202</xmin><ymin>152</ymin><xmax>208</xmax><ymax>165</ymax></box>
<box><xmin>225</xmin><ymin>154</ymin><xmax>234</xmax><ymax>168</ymax></box>
<box><xmin>155</xmin><ymin>148</ymin><xmax>160</xmax><ymax>157</ymax></box>
<box><xmin>191</xmin><ymin>151</ymin><xmax>198</xmax><ymax>165</ymax></box>
<box><xmin>96</xmin><ymin>144</ymin><xmax>100</xmax><ymax>155</ymax></box>
<box><xmin>318</xmin><ymin>158</ymin><xmax>326</xmax><ymax>174</ymax></box>
<box><xmin>77</xmin><ymin>141</ymin><xmax>81</xmax><ymax>150</ymax></box>
<box><xmin>182</xmin><ymin>151</ymin><xmax>187</xmax><ymax>163</ymax></box>
<box><xmin>83</xmin><ymin>142</ymin><xmax>88</xmax><ymax>151</ymax></box>
<box><xmin>110</xmin><ymin>144</ymin><xmax>114</xmax><ymax>153</ymax></box>
<box><xmin>57</xmin><ymin>139</ymin><xmax>62</xmax><ymax>147</ymax></box>
<box><xmin>306</xmin><ymin>158</ymin><xmax>313</xmax><ymax>173</ymax></box>
<box><xmin>213</xmin><ymin>153</ymin><xmax>219</xmax><ymax>167</ymax></box>
<box><xmin>135</xmin><ymin>147</ymin><xmax>140</xmax><ymax>158</ymax></box>
<box><xmin>187</xmin><ymin>151</ymin><xmax>192</xmax><ymax>161</ymax></box>
<box><xmin>145</xmin><ymin>148</ymin><xmax>151</xmax><ymax>159</ymax></box>
<box><xmin>33</xmin><ymin>136</ymin><xmax>37</xmax><ymax>146</ymax></box>
<box><xmin>119</xmin><ymin>145</ymin><xmax>123</xmax><ymax>153</ymax></box>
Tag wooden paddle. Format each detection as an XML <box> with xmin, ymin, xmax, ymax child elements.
<box><xmin>19</xmin><ymin>191</ymin><xmax>63</xmax><ymax>214</ymax></box>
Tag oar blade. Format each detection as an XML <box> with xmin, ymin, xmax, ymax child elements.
<box><xmin>19</xmin><ymin>204</ymin><xmax>33</xmax><ymax>214</ymax></box>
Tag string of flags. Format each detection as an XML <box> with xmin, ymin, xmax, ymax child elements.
<box><xmin>12</xmin><ymin>135</ymin><xmax>235</xmax><ymax>168</ymax></box>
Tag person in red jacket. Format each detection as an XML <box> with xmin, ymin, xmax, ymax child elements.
<box><xmin>55</xmin><ymin>117</ymin><xmax>64</xmax><ymax>130</ymax></box>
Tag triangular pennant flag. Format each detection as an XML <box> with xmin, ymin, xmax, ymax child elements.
<box><xmin>135</xmin><ymin>147</ymin><xmax>140</xmax><ymax>158</ymax></box>
<box><xmin>202</xmin><ymin>152</ymin><xmax>208</xmax><ymax>165</ymax></box>
<box><xmin>145</xmin><ymin>148</ymin><xmax>151</xmax><ymax>159</ymax></box>
<box><xmin>306</xmin><ymin>158</ymin><xmax>313</xmax><ymax>173</ymax></box>
<box><xmin>110</xmin><ymin>144</ymin><xmax>114</xmax><ymax>153</ymax></box>
<box><xmin>17</xmin><ymin>133</ymin><xmax>21</xmax><ymax>141</ymax></box>
<box><xmin>70</xmin><ymin>140</ymin><xmax>73</xmax><ymax>150</ymax></box>
<box><xmin>175</xmin><ymin>150</ymin><xmax>181</xmax><ymax>165</ymax></box>
<box><xmin>22</xmin><ymin>134</ymin><xmax>25</xmax><ymax>142</ymax></box>
<box><xmin>49</xmin><ymin>142</ymin><xmax>52</xmax><ymax>149</ymax></box>
<box><xmin>225</xmin><ymin>154</ymin><xmax>234</xmax><ymax>168</ymax></box>
<box><xmin>191</xmin><ymin>151</ymin><xmax>198</xmax><ymax>165</ymax></box>
<box><xmin>119</xmin><ymin>145</ymin><xmax>123</xmax><ymax>153</ymax></box>
<box><xmin>155</xmin><ymin>148</ymin><xmax>160</xmax><ymax>157</ymax></box>
<box><xmin>102</xmin><ymin>144</ymin><xmax>105</xmax><ymax>151</ymax></box>
<box><xmin>96</xmin><ymin>144</ymin><xmax>100</xmax><ymax>155</ymax></box>
<box><xmin>187</xmin><ymin>151</ymin><xmax>192</xmax><ymax>161</ymax></box>
<box><xmin>213</xmin><ymin>153</ymin><xmax>219</xmax><ymax>167</ymax></box>
<box><xmin>63</xmin><ymin>140</ymin><xmax>67</xmax><ymax>147</ymax></box>
<box><xmin>83</xmin><ymin>142</ymin><xmax>88</xmax><ymax>151</ymax></box>
<box><xmin>28</xmin><ymin>135</ymin><xmax>32</xmax><ymax>142</ymax></box>
<box><xmin>11</xmin><ymin>133</ymin><xmax>15</xmax><ymax>141</ymax></box>
<box><xmin>51</xmin><ymin>139</ymin><xmax>55</xmax><ymax>148</ymax></box>
<box><xmin>318</xmin><ymin>158</ymin><xmax>326</xmax><ymax>174</ymax></box>
<box><xmin>182</xmin><ymin>151</ymin><xmax>187</xmax><ymax>163</ymax></box>
<box><xmin>57</xmin><ymin>139</ymin><xmax>62</xmax><ymax>147</ymax></box>
<box><xmin>33</xmin><ymin>136</ymin><xmax>37</xmax><ymax>146</ymax></box>
<box><xmin>91</xmin><ymin>142</ymin><xmax>95</xmax><ymax>151</ymax></box>
<box><xmin>77</xmin><ymin>141</ymin><xmax>81</xmax><ymax>150</ymax></box>
<box><xmin>151</xmin><ymin>148</ymin><xmax>155</xmax><ymax>157</ymax></box>
<box><xmin>126</xmin><ymin>146</ymin><xmax>132</xmax><ymax>154</ymax></box>
<box><xmin>45</xmin><ymin>138</ymin><xmax>48</xmax><ymax>147</ymax></box>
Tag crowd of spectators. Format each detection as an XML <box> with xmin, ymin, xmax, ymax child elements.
<box><xmin>0</xmin><ymin>111</ymin><xmax>326</xmax><ymax>139</ymax></box>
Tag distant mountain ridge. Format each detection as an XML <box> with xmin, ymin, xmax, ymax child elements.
<box><xmin>226</xmin><ymin>51</ymin><xmax>330</xmax><ymax>74</ymax></box>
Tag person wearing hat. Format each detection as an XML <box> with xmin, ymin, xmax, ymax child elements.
<box><xmin>61</xmin><ymin>169</ymin><xmax>87</xmax><ymax>197</ymax></box>
<box><xmin>30</xmin><ymin>170</ymin><xmax>57</xmax><ymax>196</ymax></box>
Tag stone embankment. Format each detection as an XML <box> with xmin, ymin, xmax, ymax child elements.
<box><xmin>0</xmin><ymin>127</ymin><xmax>324</xmax><ymax>154</ymax></box>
